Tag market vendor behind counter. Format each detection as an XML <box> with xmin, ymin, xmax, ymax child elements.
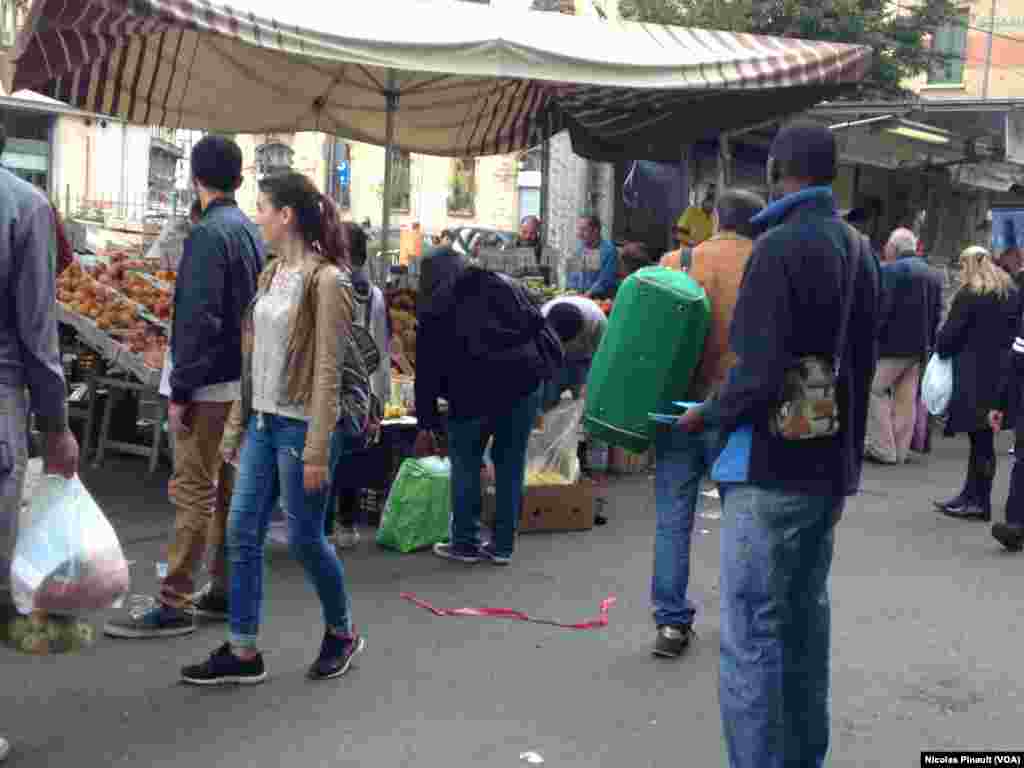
<box><xmin>568</xmin><ymin>215</ymin><xmax>619</xmax><ymax>299</ymax></box>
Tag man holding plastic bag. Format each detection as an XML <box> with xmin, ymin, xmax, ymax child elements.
<box><xmin>0</xmin><ymin>126</ymin><xmax>80</xmax><ymax>763</ymax></box>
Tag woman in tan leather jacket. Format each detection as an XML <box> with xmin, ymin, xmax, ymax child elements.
<box><xmin>182</xmin><ymin>172</ymin><xmax>368</xmax><ymax>687</ymax></box>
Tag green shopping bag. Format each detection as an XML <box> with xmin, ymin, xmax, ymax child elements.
<box><xmin>376</xmin><ymin>457</ymin><xmax>451</xmax><ymax>553</ymax></box>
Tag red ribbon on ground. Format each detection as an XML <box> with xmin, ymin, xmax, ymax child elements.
<box><xmin>400</xmin><ymin>592</ymin><xmax>616</xmax><ymax>630</ymax></box>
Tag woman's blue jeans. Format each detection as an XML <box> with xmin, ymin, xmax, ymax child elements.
<box><xmin>228</xmin><ymin>413</ymin><xmax>353</xmax><ymax>648</ymax></box>
<box><xmin>448</xmin><ymin>388</ymin><xmax>541</xmax><ymax>558</ymax></box>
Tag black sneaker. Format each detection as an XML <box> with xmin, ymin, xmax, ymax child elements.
<box><xmin>181</xmin><ymin>643</ymin><xmax>267</xmax><ymax>686</ymax></box>
<box><xmin>432</xmin><ymin>542</ymin><xmax>482</xmax><ymax>564</ymax></box>
<box><xmin>652</xmin><ymin>625</ymin><xmax>694</xmax><ymax>658</ymax></box>
<box><xmin>191</xmin><ymin>584</ymin><xmax>229</xmax><ymax>621</ymax></box>
<box><xmin>307</xmin><ymin>632</ymin><xmax>365</xmax><ymax>681</ymax></box>
<box><xmin>104</xmin><ymin>602</ymin><xmax>195</xmax><ymax>639</ymax></box>
<box><xmin>942</xmin><ymin>504</ymin><xmax>991</xmax><ymax>522</ymax></box>
<box><xmin>480</xmin><ymin>544</ymin><xmax>511</xmax><ymax>566</ymax></box>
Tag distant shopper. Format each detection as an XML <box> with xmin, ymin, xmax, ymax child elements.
<box><xmin>50</xmin><ymin>203</ymin><xmax>73</xmax><ymax>274</ymax></box>
<box><xmin>865</xmin><ymin>228</ymin><xmax>943</xmax><ymax>465</ymax></box>
<box><xmin>518</xmin><ymin>215</ymin><xmax>540</xmax><ymax>247</ymax></box>
<box><xmin>415</xmin><ymin>259</ymin><xmax>554</xmax><ymax>565</ymax></box>
<box><xmin>649</xmin><ymin>189</ymin><xmax>764</xmax><ymax>660</ymax></box>
<box><xmin>326</xmin><ymin>221</ymin><xmax>391</xmax><ymax>550</ymax></box>
<box><xmin>990</xmin><ymin>304</ymin><xmax>1024</xmax><ymax>551</ymax></box>
<box><xmin>0</xmin><ymin>127</ymin><xmax>80</xmax><ymax>764</ymax></box>
<box><xmin>681</xmin><ymin>122</ymin><xmax>880</xmax><ymax>768</ymax></box>
<box><xmin>574</xmin><ymin>215</ymin><xmax>618</xmax><ymax>299</ymax></box>
<box><xmin>675</xmin><ymin>188</ymin><xmax>716</xmax><ymax>249</ymax></box>
<box><xmin>106</xmin><ymin>135</ymin><xmax>264</xmax><ymax>639</ymax></box>
<box><xmin>182</xmin><ymin>171</ymin><xmax>369</xmax><ymax>685</ymax></box>
<box><xmin>934</xmin><ymin>246</ymin><xmax>1019</xmax><ymax>522</ymax></box>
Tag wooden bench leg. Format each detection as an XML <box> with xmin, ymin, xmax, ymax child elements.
<box><xmin>93</xmin><ymin>386</ymin><xmax>120</xmax><ymax>468</ymax></box>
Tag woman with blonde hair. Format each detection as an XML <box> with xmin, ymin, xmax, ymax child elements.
<box><xmin>934</xmin><ymin>245</ymin><xmax>1020</xmax><ymax>521</ymax></box>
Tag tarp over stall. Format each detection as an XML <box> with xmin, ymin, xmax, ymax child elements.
<box><xmin>6</xmin><ymin>0</ymin><xmax>871</xmax><ymax>161</ymax></box>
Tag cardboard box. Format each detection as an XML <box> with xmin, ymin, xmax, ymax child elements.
<box><xmin>481</xmin><ymin>481</ymin><xmax>596</xmax><ymax>533</ymax></box>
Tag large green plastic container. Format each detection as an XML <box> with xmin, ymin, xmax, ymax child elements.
<box><xmin>583</xmin><ymin>267</ymin><xmax>710</xmax><ymax>452</ymax></box>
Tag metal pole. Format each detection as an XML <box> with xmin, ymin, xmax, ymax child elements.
<box><xmin>983</xmin><ymin>0</ymin><xmax>997</xmax><ymax>99</ymax></box>
<box><xmin>381</xmin><ymin>70</ymin><xmax>398</xmax><ymax>258</ymax></box>
<box><xmin>539</xmin><ymin>137</ymin><xmax>550</xmax><ymax>275</ymax></box>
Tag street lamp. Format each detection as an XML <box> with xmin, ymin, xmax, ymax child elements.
<box><xmin>256</xmin><ymin>141</ymin><xmax>294</xmax><ymax>177</ymax></box>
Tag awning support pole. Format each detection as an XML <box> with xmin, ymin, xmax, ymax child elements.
<box><xmin>540</xmin><ymin>136</ymin><xmax>550</xmax><ymax>274</ymax></box>
<box><xmin>381</xmin><ymin>70</ymin><xmax>399</xmax><ymax>259</ymax></box>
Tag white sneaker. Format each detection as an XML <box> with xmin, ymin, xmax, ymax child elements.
<box><xmin>335</xmin><ymin>527</ymin><xmax>361</xmax><ymax>550</ymax></box>
<box><xmin>0</xmin><ymin>735</ymin><xmax>10</xmax><ymax>762</ymax></box>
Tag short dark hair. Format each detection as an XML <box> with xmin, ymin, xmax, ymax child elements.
<box><xmin>770</xmin><ymin>120</ymin><xmax>837</xmax><ymax>186</ymax></box>
<box><xmin>547</xmin><ymin>302</ymin><xmax>584</xmax><ymax>343</ymax></box>
<box><xmin>440</xmin><ymin>228</ymin><xmax>456</xmax><ymax>242</ymax></box>
<box><xmin>716</xmin><ymin>189</ymin><xmax>767</xmax><ymax>238</ymax></box>
<box><xmin>344</xmin><ymin>221</ymin><xmax>369</xmax><ymax>268</ymax></box>
<box><xmin>190</xmin><ymin>135</ymin><xmax>243</xmax><ymax>193</ymax></box>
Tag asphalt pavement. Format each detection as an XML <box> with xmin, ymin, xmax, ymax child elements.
<box><xmin>2</xmin><ymin>429</ymin><xmax>1021</xmax><ymax>767</ymax></box>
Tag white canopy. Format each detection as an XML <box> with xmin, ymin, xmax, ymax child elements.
<box><xmin>7</xmin><ymin>0</ymin><xmax>871</xmax><ymax>160</ymax></box>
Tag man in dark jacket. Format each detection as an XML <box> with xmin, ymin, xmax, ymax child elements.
<box><xmin>865</xmin><ymin>228</ymin><xmax>943</xmax><ymax>465</ymax></box>
<box><xmin>414</xmin><ymin>260</ymin><xmax>549</xmax><ymax>566</ymax></box>
<box><xmin>106</xmin><ymin>136</ymin><xmax>264</xmax><ymax>639</ymax></box>
<box><xmin>680</xmin><ymin>121</ymin><xmax>881</xmax><ymax>768</ymax></box>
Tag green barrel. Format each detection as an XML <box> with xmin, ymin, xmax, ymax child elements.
<box><xmin>583</xmin><ymin>267</ymin><xmax>710</xmax><ymax>452</ymax></box>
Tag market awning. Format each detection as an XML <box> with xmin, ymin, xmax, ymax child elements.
<box><xmin>5</xmin><ymin>0</ymin><xmax>871</xmax><ymax>160</ymax></box>
<box><xmin>825</xmin><ymin>115</ymin><xmax>979</xmax><ymax>171</ymax></box>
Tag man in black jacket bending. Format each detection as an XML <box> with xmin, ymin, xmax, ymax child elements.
<box><xmin>680</xmin><ymin>121</ymin><xmax>881</xmax><ymax>768</ymax></box>
<box><xmin>106</xmin><ymin>136</ymin><xmax>264</xmax><ymax>639</ymax></box>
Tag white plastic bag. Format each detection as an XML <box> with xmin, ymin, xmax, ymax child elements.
<box><xmin>922</xmin><ymin>353</ymin><xmax>953</xmax><ymax>416</ymax></box>
<box><xmin>525</xmin><ymin>399</ymin><xmax>584</xmax><ymax>485</ymax></box>
<box><xmin>11</xmin><ymin>475</ymin><xmax>130</xmax><ymax>616</ymax></box>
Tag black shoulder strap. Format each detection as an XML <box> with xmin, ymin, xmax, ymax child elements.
<box><xmin>834</xmin><ymin>224</ymin><xmax>862</xmax><ymax>376</ymax></box>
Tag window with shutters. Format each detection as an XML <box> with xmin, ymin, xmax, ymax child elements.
<box><xmin>928</xmin><ymin>13</ymin><xmax>968</xmax><ymax>85</ymax></box>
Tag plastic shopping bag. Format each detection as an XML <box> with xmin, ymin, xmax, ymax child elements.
<box><xmin>11</xmin><ymin>475</ymin><xmax>130</xmax><ymax>617</ymax></box>
<box><xmin>525</xmin><ymin>399</ymin><xmax>583</xmax><ymax>486</ymax></box>
<box><xmin>922</xmin><ymin>353</ymin><xmax>953</xmax><ymax>416</ymax></box>
<box><xmin>376</xmin><ymin>457</ymin><xmax>451</xmax><ymax>553</ymax></box>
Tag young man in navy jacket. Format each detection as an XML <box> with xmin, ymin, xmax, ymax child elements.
<box><xmin>106</xmin><ymin>136</ymin><xmax>264</xmax><ymax>639</ymax></box>
<box><xmin>680</xmin><ymin>121</ymin><xmax>881</xmax><ymax>768</ymax></box>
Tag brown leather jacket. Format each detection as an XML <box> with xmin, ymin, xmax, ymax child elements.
<box><xmin>221</xmin><ymin>256</ymin><xmax>354</xmax><ymax>467</ymax></box>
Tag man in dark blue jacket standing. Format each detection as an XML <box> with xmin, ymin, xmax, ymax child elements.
<box><xmin>106</xmin><ymin>136</ymin><xmax>264</xmax><ymax>639</ymax></box>
<box><xmin>680</xmin><ymin>121</ymin><xmax>881</xmax><ymax>768</ymax></box>
<box><xmin>865</xmin><ymin>228</ymin><xmax>943</xmax><ymax>465</ymax></box>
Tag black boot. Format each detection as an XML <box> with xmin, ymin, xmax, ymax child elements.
<box><xmin>934</xmin><ymin>464</ymin><xmax>976</xmax><ymax>513</ymax></box>
<box><xmin>945</xmin><ymin>459</ymin><xmax>993</xmax><ymax>522</ymax></box>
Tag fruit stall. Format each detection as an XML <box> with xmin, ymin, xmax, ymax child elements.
<box><xmin>55</xmin><ymin>254</ymin><xmax>175</xmax><ymax>473</ymax></box>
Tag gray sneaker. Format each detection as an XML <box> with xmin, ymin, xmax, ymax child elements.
<box><xmin>652</xmin><ymin>625</ymin><xmax>694</xmax><ymax>658</ymax></box>
<box><xmin>104</xmin><ymin>602</ymin><xmax>195</xmax><ymax>639</ymax></box>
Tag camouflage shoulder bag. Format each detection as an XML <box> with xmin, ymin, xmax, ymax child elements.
<box><xmin>769</xmin><ymin>224</ymin><xmax>862</xmax><ymax>441</ymax></box>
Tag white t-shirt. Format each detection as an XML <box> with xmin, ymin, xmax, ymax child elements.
<box><xmin>159</xmin><ymin>351</ymin><xmax>240</xmax><ymax>403</ymax></box>
<box><xmin>250</xmin><ymin>264</ymin><xmax>308</xmax><ymax>421</ymax></box>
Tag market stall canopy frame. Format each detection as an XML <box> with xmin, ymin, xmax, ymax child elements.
<box><xmin>6</xmin><ymin>0</ymin><xmax>871</xmax><ymax>161</ymax></box>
